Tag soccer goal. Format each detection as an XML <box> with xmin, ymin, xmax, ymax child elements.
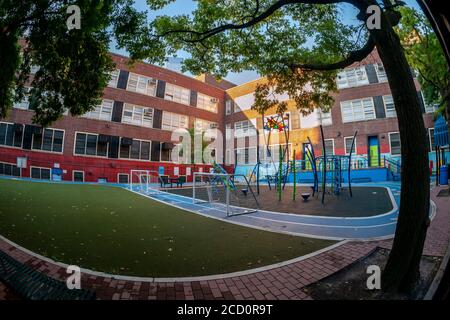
<box><xmin>130</xmin><ymin>170</ymin><xmax>161</xmax><ymax>195</ymax></box>
<box><xmin>193</xmin><ymin>172</ymin><xmax>259</xmax><ymax>217</ymax></box>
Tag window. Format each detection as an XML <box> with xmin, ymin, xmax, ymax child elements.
<box><xmin>197</xmin><ymin>93</ymin><xmax>218</xmax><ymax>113</ymax></box>
<box><xmin>130</xmin><ymin>140</ymin><xmax>141</xmax><ymax>159</ymax></box>
<box><xmin>75</xmin><ymin>133</ymin><xmax>86</xmax><ymax>155</ymax></box>
<box><xmin>336</xmin><ymin>66</ymin><xmax>369</xmax><ymax>89</ymax></box>
<box><xmin>164</xmin><ymin>83</ymin><xmax>190</xmax><ymax>105</ymax></box>
<box><xmin>375</xmin><ymin>63</ymin><xmax>388</xmax><ymax>82</ymax></box>
<box><xmin>340</xmin><ymin>98</ymin><xmax>376</xmax><ymax>123</ymax></box>
<box><xmin>30</xmin><ymin>65</ymin><xmax>40</xmax><ymax>74</ymax></box>
<box><xmin>236</xmin><ymin>148</ymin><xmax>257</xmax><ymax>165</ymax></box>
<box><xmin>119</xmin><ymin>138</ymin><xmax>151</xmax><ymax>160</ymax></box>
<box><xmin>225</xmin><ymin>123</ymin><xmax>232</xmax><ymax>140</ymax></box>
<box><xmin>260</xmin><ymin>144</ymin><xmax>292</xmax><ymax>162</ymax></box>
<box><xmin>235</xmin><ymin>120</ymin><xmax>256</xmax><ymax>138</ymax></box>
<box><xmin>84</xmin><ymin>100</ymin><xmax>113</xmax><ymax>121</ymax></box>
<box><xmin>389</xmin><ymin>132</ymin><xmax>401</xmax><ymax>156</ymax></box>
<box><xmin>300</xmin><ymin>109</ymin><xmax>331</xmax><ymax>128</ymax></box>
<box><xmin>0</xmin><ymin>122</ymin><xmax>23</xmax><ymax>148</ymax></box>
<box><xmin>42</xmin><ymin>129</ymin><xmax>53</xmax><ymax>151</ymax></box>
<box><xmin>97</xmin><ymin>137</ymin><xmax>108</xmax><ymax>157</ymax></box>
<box><xmin>324</xmin><ymin>139</ymin><xmax>335</xmax><ymax>155</ymax></box>
<box><xmin>225</xmin><ymin>149</ymin><xmax>232</xmax><ymax>165</ymax></box>
<box><xmin>86</xmin><ymin>134</ymin><xmax>97</xmax><ymax>155</ymax></box>
<box><xmin>122</xmin><ymin>104</ymin><xmax>153</xmax><ymax>128</ymax></box>
<box><xmin>74</xmin><ymin>133</ymin><xmax>109</xmax><ymax>157</ymax></box>
<box><xmin>0</xmin><ymin>162</ymin><xmax>21</xmax><ymax>177</ymax></box>
<box><xmin>161</xmin><ymin>111</ymin><xmax>188</xmax><ymax>131</ymax></box>
<box><xmin>13</xmin><ymin>87</ymin><xmax>31</xmax><ymax>110</ymax></box>
<box><xmin>108</xmin><ymin>69</ymin><xmax>120</xmax><ymax>88</ymax></box>
<box><xmin>425</xmin><ymin>103</ymin><xmax>439</xmax><ymax>114</ymax></box>
<box><xmin>195</xmin><ymin>119</ymin><xmax>217</xmax><ymax>132</ymax></box>
<box><xmin>225</xmin><ymin>100</ymin><xmax>232</xmax><ymax>115</ymax></box>
<box><xmin>31</xmin><ymin>167</ymin><xmax>51</xmax><ymax>180</ymax></box>
<box><xmin>52</xmin><ymin>130</ymin><xmax>64</xmax><ymax>152</ymax></box>
<box><xmin>383</xmin><ymin>95</ymin><xmax>396</xmax><ymax>118</ymax></box>
<box><xmin>160</xmin><ymin>142</ymin><xmax>173</xmax><ymax>162</ymax></box>
<box><xmin>127</xmin><ymin>73</ymin><xmax>157</xmax><ymax>96</ymax></box>
<box><xmin>318</xmin><ymin>110</ymin><xmax>332</xmax><ymax>126</ymax></box>
<box><xmin>73</xmin><ymin>171</ymin><xmax>84</xmax><ymax>182</ymax></box>
<box><xmin>420</xmin><ymin>91</ymin><xmax>437</xmax><ymax>114</ymax></box>
<box><xmin>429</xmin><ymin>128</ymin><xmax>435</xmax><ymax>152</ymax></box>
<box><xmin>32</xmin><ymin>128</ymin><xmax>64</xmax><ymax>153</ymax></box>
<box><xmin>118</xmin><ymin>174</ymin><xmax>129</xmax><ymax>184</ymax></box>
<box><xmin>344</xmin><ymin>136</ymin><xmax>356</xmax><ymax>155</ymax></box>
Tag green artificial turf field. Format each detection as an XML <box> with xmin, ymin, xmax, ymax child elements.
<box><xmin>0</xmin><ymin>178</ymin><xmax>335</xmax><ymax>277</ymax></box>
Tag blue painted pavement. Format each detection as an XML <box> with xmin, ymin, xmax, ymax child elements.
<box><xmin>130</xmin><ymin>182</ymin><xmax>435</xmax><ymax>241</ymax></box>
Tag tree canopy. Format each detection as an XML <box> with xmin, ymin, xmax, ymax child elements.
<box><xmin>128</xmin><ymin>0</ymin><xmax>379</xmax><ymax>116</ymax></box>
<box><xmin>0</xmin><ymin>0</ymin><xmax>147</xmax><ymax>126</ymax></box>
<box><xmin>395</xmin><ymin>6</ymin><xmax>449</xmax><ymax>117</ymax></box>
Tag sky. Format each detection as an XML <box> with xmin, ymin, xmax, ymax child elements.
<box><xmin>110</xmin><ymin>0</ymin><xmax>423</xmax><ymax>85</ymax></box>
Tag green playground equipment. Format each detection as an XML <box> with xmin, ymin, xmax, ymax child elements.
<box><xmin>212</xmin><ymin>162</ymin><xmax>237</xmax><ymax>191</ymax></box>
<box><xmin>260</xmin><ymin>113</ymin><xmax>291</xmax><ymax>201</ymax></box>
<box><xmin>306</xmin><ymin>125</ymin><xmax>358</xmax><ymax>204</ymax></box>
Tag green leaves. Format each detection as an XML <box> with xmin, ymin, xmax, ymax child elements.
<box><xmin>135</xmin><ymin>0</ymin><xmax>368</xmax><ymax>115</ymax></box>
<box><xmin>0</xmin><ymin>0</ymin><xmax>147</xmax><ymax>126</ymax></box>
<box><xmin>395</xmin><ymin>6</ymin><xmax>449</xmax><ymax>109</ymax></box>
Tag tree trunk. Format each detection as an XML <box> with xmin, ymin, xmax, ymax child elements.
<box><xmin>370</xmin><ymin>10</ymin><xmax>431</xmax><ymax>293</ymax></box>
<box><xmin>0</xmin><ymin>29</ymin><xmax>20</xmax><ymax>118</ymax></box>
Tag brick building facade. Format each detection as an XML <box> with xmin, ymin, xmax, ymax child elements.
<box><xmin>0</xmin><ymin>50</ymin><xmax>437</xmax><ymax>183</ymax></box>
<box><xmin>222</xmin><ymin>50</ymin><xmax>436</xmax><ymax>170</ymax></box>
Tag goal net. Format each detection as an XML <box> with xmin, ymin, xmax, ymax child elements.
<box><xmin>130</xmin><ymin>170</ymin><xmax>161</xmax><ymax>195</ymax></box>
<box><xmin>193</xmin><ymin>172</ymin><xmax>259</xmax><ymax>217</ymax></box>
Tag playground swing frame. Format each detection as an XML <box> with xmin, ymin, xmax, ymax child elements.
<box><xmin>251</xmin><ymin>113</ymin><xmax>291</xmax><ymax>197</ymax></box>
<box><xmin>306</xmin><ymin>126</ymin><xmax>357</xmax><ymax>204</ymax></box>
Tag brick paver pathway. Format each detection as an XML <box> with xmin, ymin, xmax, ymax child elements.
<box><xmin>1</xmin><ymin>186</ymin><xmax>449</xmax><ymax>300</ymax></box>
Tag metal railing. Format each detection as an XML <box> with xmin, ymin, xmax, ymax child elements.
<box><xmin>383</xmin><ymin>156</ymin><xmax>402</xmax><ymax>180</ymax></box>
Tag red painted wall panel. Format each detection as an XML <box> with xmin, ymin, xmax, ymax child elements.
<box><xmin>0</xmin><ymin>147</ymin><xmax>212</xmax><ymax>183</ymax></box>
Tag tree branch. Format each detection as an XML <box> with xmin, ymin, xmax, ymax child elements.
<box><xmin>288</xmin><ymin>35</ymin><xmax>375</xmax><ymax>71</ymax></box>
<box><xmin>153</xmin><ymin>0</ymin><xmax>373</xmax><ymax>71</ymax></box>
<box><xmin>156</xmin><ymin>0</ymin><xmax>366</xmax><ymax>43</ymax></box>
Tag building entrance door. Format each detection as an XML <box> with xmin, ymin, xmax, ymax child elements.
<box><xmin>368</xmin><ymin>136</ymin><xmax>380</xmax><ymax>167</ymax></box>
